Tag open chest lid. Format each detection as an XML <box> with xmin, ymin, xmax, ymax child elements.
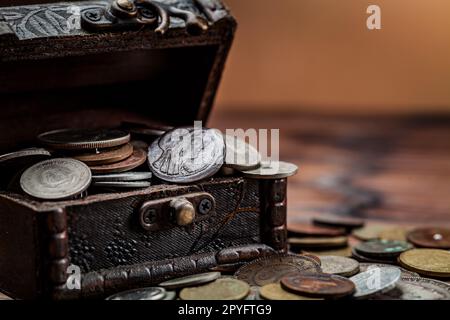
<box><xmin>0</xmin><ymin>0</ymin><xmax>236</xmax><ymax>152</ymax></box>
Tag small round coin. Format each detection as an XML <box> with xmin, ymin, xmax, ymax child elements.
<box><xmin>354</xmin><ymin>239</ymin><xmax>413</xmax><ymax>259</ymax></box>
<box><xmin>352</xmin><ymin>225</ymin><xmax>387</xmax><ymax>241</ymax></box>
<box><xmin>234</xmin><ymin>254</ymin><xmax>321</xmax><ymax>287</ymax></box>
<box><xmin>89</xmin><ymin>148</ymin><xmax>147</xmax><ymax>174</ymax></box>
<box><xmin>72</xmin><ymin>143</ymin><xmax>133</xmax><ymax>165</ymax></box>
<box><xmin>351</xmin><ymin>247</ymin><xmax>396</xmax><ymax>264</ymax></box>
<box><xmin>92</xmin><ymin>172</ymin><xmax>152</xmax><ymax>182</ymax></box>
<box><xmin>350</xmin><ymin>267</ymin><xmax>401</xmax><ymax>299</ymax></box>
<box><xmin>320</xmin><ymin>256</ymin><xmax>360</xmax><ymax>277</ymax></box>
<box><xmin>288</xmin><ymin>222</ymin><xmax>346</xmax><ymax>237</ymax></box>
<box><xmin>20</xmin><ymin>158</ymin><xmax>91</xmax><ymax>200</ymax></box>
<box><xmin>398</xmin><ymin>249</ymin><xmax>450</xmax><ymax>278</ymax></box>
<box><xmin>281</xmin><ymin>273</ymin><xmax>356</xmax><ymax>299</ymax></box>
<box><xmin>159</xmin><ymin>272</ymin><xmax>221</xmax><ymax>290</ymax></box>
<box><xmin>223</xmin><ymin>135</ymin><xmax>261</xmax><ymax>171</ymax></box>
<box><xmin>105</xmin><ymin>287</ymin><xmax>166</xmax><ymax>300</ymax></box>
<box><xmin>313</xmin><ymin>216</ymin><xmax>364</xmax><ymax>230</ymax></box>
<box><xmin>179</xmin><ymin>278</ymin><xmax>250</xmax><ymax>300</ymax></box>
<box><xmin>407</xmin><ymin>227</ymin><xmax>450</xmax><ymax>249</ymax></box>
<box><xmin>92</xmin><ymin>181</ymin><xmax>151</xmax><ymax>189</ymax></box>
<box><xmin>370</xmin><ymin>277</ymin><xmax>450</xmax><ymax>300</ymax></box>
<box><xmin>378</xmin><ymin>227</ymin><xmax>410</xmax><ymax>241</ymax></box>
<box><xmin>359</xmin><ymin>263</ymin><xmax>420</xmax><ymax>279</ymax></box>
<box><xmin>259</xmin><ymin>283</ymin><xmax>322</xmax><ymax>300</ymax></box>
<box><xmin>38</xmin><ymin>128</ymin><xmax>130</xmax><ymax>150</ymax></box>
<box><xmin>240</xmin><ymin>161</ymin><xmax>298</xmax><ymax>179</ymax></box>
<box><xmin>148</xmin><ymin>127</ymin><xmax>225</xmax><ymax>183</ymax></box>
<box><xmin>289</xmin><ymin>236</ymin><xmax>348</xmax><ymax>249</ymax></box>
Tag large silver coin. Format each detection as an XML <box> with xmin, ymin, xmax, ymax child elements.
<box><xmin>359</xmin><ymin>263</ymin><xmax>420</xmax><ymax>279</ymax></box>
<box><xmin>370</xmin><ymin>277</ymin><xmax>450</xmax><ymax>300</ymax></box>
<box><xmin>148</xmin><ymin>127</ymin><xmax>225</xmax><ymax>183</ymax></box>
<box><xmin>159</xmin><ymin>272</ymin><xmax>221</xmax><ymax>290</ymax></box>
<box><xmin>20</xmin><ymin>158</ymin><xmax>91</xmax><ymax>200</ymax></box>
<box><xmin>350</xmin><ymin>266</ymin><xmax>401</xmax><ymax>299</ymax></box>
<box><xmin>105</xmin><ymin>287</ymin><xmax>166</xmax><ymax>300</ymax></box>
<box><xmin>224</xmin><ymin>135</ymin><xmax>261</xmax><ymax>171</ymax></box>
<box><xmin>92</xmin><ymin>172</ymin><xmax>152</xmax><ymax>182</ymax></box>
<box><xmin>0</xmin><ymin>148</ymin><xmax>51</xmax><ymax>165</ymax></box>
<box><xmin>240</xmin><ymin>161</ymin><xmax>298</xmax><ymax>179</ymax></box>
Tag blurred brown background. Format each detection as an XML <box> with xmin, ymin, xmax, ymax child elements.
<box><xmin>215</xmin><ymin>0</ymin><xmax>450</xmax><ymax>115</ymax></box>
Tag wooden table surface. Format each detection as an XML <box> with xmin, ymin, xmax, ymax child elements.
<box><xmin>211</xmin><ymin>111</ymin><xmax>450</xmax><ymax>227</ymax></box>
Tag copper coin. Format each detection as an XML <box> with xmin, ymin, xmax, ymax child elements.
<box><xmin>288</xmin><ymin>222</ymin><xmax>346</xmax><ymax>237</ymax></box>
<box><xmin>313</xmin><ymin>216</ymin><xmax>364</xmax><ymax>230</ymax></box>
<box><xmin>407</xmin><ymin>227</ymin><xmax>450</xmax><ymax>249</ymax></box>
<box><xmin>72</xmin><ymin>143</ymin><xmax>133</xmax><ymax>165</ymax></box>
<box><xmin>89</xmin><ymin>148</ymin><xmax>147</xmax><ymax>174</ymax></box>
<box><xmin>281</xmin><ymin>273</ymin><xmax>355</xmax><ymax>299</ymax></box>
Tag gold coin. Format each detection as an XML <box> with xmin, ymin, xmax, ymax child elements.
<box><xmin>303</xmin><ymin>246</ymin><xmax>353</xmax><ymax>257</ymax></box>
<box><xmin>379</xmin><ymin>227</ymin><xmax>411</xmax><ymax>241</ymax></box>
<box><xmin>352</xmin><ymin>225</ymin><xmax>386</xmax><ymax>241</ymax></box>
<box><xmin>179</xmin><ymin>278</ymin><xmax>250</xmax><ymax>300</ymax></box>
<box><xmin>289</xmin><ymin>236</ymin><xmax>348</xmax><ymax>249</ymax></box>
<box><xmin>259</xmin><ymin>283</ymin><xmax>322</xmax><ymax>300</ymax></box>
<box><xmin>398</xmin><ymin>249</ymin><xmax>450</xmax><ymax>278</ymax></box>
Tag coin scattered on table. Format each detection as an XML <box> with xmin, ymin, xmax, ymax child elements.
<box><xmin>302</xmin><ymin>246</ymin><xmax>353</xmax><ymax>258</ymax></box>
<box><xmin>159</xmin><ymin>272</ymin><xmax>221</xmax><ymax>290</ymax></box>
<box><xmin>359</xmin><ymin>263</ymin><xmax>420</xmax><ymax>279</ymax></box>
<box><xmin>179</xmin><ymin>278</ymin><xmax>250</xmax><ymax>300</ymax></box>
<box><xmin>92</xmin><ymin>172</ymin><xmax>152</xmax><ymax>182</ymax></box>
<box><xmin>89</xmin><ymin>148</ymin><xmax>147</xmax><ymax>174</ymax></box>
<box><xmin>354</xmin><ymin>240</ymin><xmax>413</xmax><ymax>259</ymax></box>
<box><xmin>370</xmin><ymin>277</ymin><xmax>450</xmax><ymax>300</ymax></box>
<box><xmin>259</xmin><ymin>283</ymin><xmax>322</xmax><ymax>300</ymax></box>
<box><xmin>288</xmin><ymin>222</ymin><xmax>346</xmax><ymax>237</ymax></box>
<box><xmin>148</xmin><ymin>127</ymin><xmax>225</xmax><ymax>183</ymax></box>
<box><xmin>398</xmin><ymin>249</ymin><xmax>450</xmax><ymax>278</ymax></box>
<box><xmin>281</xmin><ymin>273</ymin><xmax>356</xmax><ymax>299</ymax></box>
<box><xmin>313</xmin><ymin>216</ymin><xmax>364</xmax><ymax>230</ymax></box>
<box><xmin>224</xmin><ymin>134</ymin><xmax>261</xmax><ymax>171</ymax></box>
<box><xmin>320</xmin><ymin>256</ymin><xmax>360</xmax><ymax>277</ymax></box>
<box><xmin>289</xmin><ymin>236</ymin><xmax>348</xmax><ymax>249</ymax></box>
<box><xmin>352</xmin><ymin>225</ymin><xmax>386</xmax><ymax>241</ymax></box>
<box><xmin>38</xmin><ymin>128</ymin><xmax>130</xmax><ymax>150</ymax></box>
<box><xmin>72</xmin><ymin>143</ymin><xmax>133</xmax><ymax>165</ymax></box>
<box><xmin>240</xmin><ymin>161</ymin><xmax>298</xmax><ymax>179</ymax></box>
<box><xmin>20</xmin><ymin>158</ymin><xmax>91</xmax><ymax>200</ymax></box>
<box><xmin>105</xmin><ymin>287</ymin><xmax>166</xmax><ymax>300</ymax></box>
<box><xmin>407</xmin><ymin>227</ymin><xmax>450</xmax><ymax>249</ymax></box>
<box><xmin>234</xmin><ymin>254</ymin><xmax>321</xmax><ymax>287</ymax></box>
<box><xmin>350</xmin><ymin>266</ymin><xmax>401</xmax><ymax>299</ymax></box>
<box><xmin>351</xmin><ymin>247</ymin><xmax>396</xmax><ymax>264</ymax></box>
<box><xmin>378</xmin><ymin>227</ymin><xmax>410</xmax><ymax>241</ymax></box>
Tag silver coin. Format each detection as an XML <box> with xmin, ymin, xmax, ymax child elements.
<box><xmin>92</xmin><ymin>172</ymin><xmax>152</xmax><ymax>182</ymax></box>
<box><xmin>359</xmin><ymin>263</ymin><xmax>420</xmax><ymax>279</ymax></box>
<box><xmin>370</xmin><ymin>277</ymin><xmax>450</xmax><ymax>300</ymax></box>
<box><xmin>159</xmin><ymin>272</ymin><xmax>221</xmax><ymax>290</ymax></box>
<box><xmin>148</xmin><ymin>127</ymin><xmax>225</xmax><ymax>183</ymax></box>
<box><xmin>320</xmin><ymin>256</ymin><xmax>360</xmax><ymax>277</ymax></box>
<box><xmin>92</xmin><ymin>181</ymin><xmax>151</xmax><ymax>188</ymax></box>
<box><xmin>245</xmin><ymin>286</ymin><xmax>262</xmax><ymax>300</ymax></box>
<box><xmin>20</xmin><ymin>158</ymin><xmax>91</xmax><ymax>200</ymax></box>
<box><xmin>0</xmin><ymin>148</ymin><xmax>51</xmax><ymax>165</ymax></box>
<box><xmin>350</xmin><ymin>266</ymin><xmax>401</xmax><ymax>299</ymax></box>
<box><xmin>224</xmin><ymin>135</ymin><xmax>261</xmax><ymax>171</ymax></box>
<box><xmin>163</xmin><ymin>291</ymin><xmax>177</xmax><ymax>300</ymax></box>
<box><xmin>240</xmin><ymin>161</ymin><xmax>298</xmax><ymax>179</ymax></box>
<box><xmin>105</xmin><ymin>287</ymin><xmax>166</xmax><ymax>300</ymax></box>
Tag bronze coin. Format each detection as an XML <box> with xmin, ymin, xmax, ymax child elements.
<box><xmin>288</xmin><ymin>222</ymin><xmax>346</xmax><ymax>237</ymax></box>
<box><xmin>281</xmin><ymin>273</ymin><xmax>355</xmax><ymax>299</ymax></box>
<box><xmin>89</xmin><ymin>148</ymin><xmax>147</xmax><ymax>174</ymax></box>
<box><xmin>313</xmin><ymin>216</ymin><xmax>364</xmax><ymax>230</ymax></box>
<box><xmin>407</xmin><ymin>227</ymin><xmax>450</xmax><ymax>249</ymax></box>
<box><xmin>72</xmin><ymin>143</ymin><xmax>133</xmax><ymax>165</ymax></box>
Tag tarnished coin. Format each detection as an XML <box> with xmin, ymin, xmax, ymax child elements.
<box><xmin>300</xmin><ymin>253</ymin><xmax>321</xmax><ymax>266</ymax></box>
<box><xmin>359</xmin><ymin>263</ymin><xmax>420</xmax><ymax>279</ymax></box>
<box><xmin>20</xmin><ymin>158</ymin><xmax>91</xmax><ymax>200</ymax></box>
<box><xmin>89</xmin><ymin>148</ymin><xmax>147</xmax><ymax>174</ymax></box>
<box><xmin>148</xmin><ymin>127</ymin><xmax>224</xmax><ymax>183</ymax></box>
<box><xmin>92</xmin><ymin>172</ymin><xmax>152</xmax><ymax>182</ymax></box>
<box><xmin>288</xmin><ymin>222</ymin><xmax>346</xmax><ymax>237</ymax></box>
<box><xmin>105</xmin><ymin>287</ymin><xmax>166</xmax><ymax>300</ymax></box>
<box><xmin>289</xmin><ymin>236</ymin><xmax>348</xmax><ymax>249</ymax></box>
<box><xmin>370</xmin><ymin>277</ymin><xmax>450</xmax><ymax>300</ymax></box>
<box><xmin>159</xmin><ymin>272</ymin><xmax>221</xmax><ymax>290</ymax></box>
<box><xmin>72</xmin><ymin>143</ymin><xmax>133</xmax><ymax>165</ymax></box>
<box><xmin>352</xmin><ymin>225</ymin><xmax>387</xmax><ymax>241</ymax></box>
<box><xmin>0</xmin><ymin>148</ymin><xmax>51</xmax><ymax>165</ymax></box>
<box><xmin>224</xmin><ymin>135</ymin><xmax>260</xmax><ymax>171</ymax></box>
<box><xmin>379</xmin><ymin>227</ymin><xmax>410</xmax><ymax>241</ymax></box>
<box><xmin>38</xmin><ymin>128</ymin><xmax>130</xmax><ymax>150</ymax></box>
<box><xmin>320</xmin><ymin>256</ymin><xmax>360</xmax><ymax>277</ymax></box>
<box><xmin>210</xmin><ymin>263</ymin><xmax>244</xmax><ymax>274</ymax></box>
<box><xmin>350</xmin><ymin>267</ymin><xmax>401</xmax><ymax>299</ymax></box>
<box><xmin>281</xmin><ymin>273</ymin><xmax>356</xmax><ymax>299</ymax></box>
<box><xmin>313</xmin><ymin>216</ymin><xmax>364</xmax><ymax>230</ymax></box>
<box><xmin>354</xmin><ymin>240</ymin><xmax>413</xmax><ymax>259</ymax></box>
<box><xmin>92</xmin><ymin>181</ymin><xmax>151</xmax><ymax>189</ymax></box>
<box><xmin>398</xmin><ymin>249</ymin><xmax>450</xmax><ymax>278</ymax></box>
<box><xmin>259</xmin><ymin>283</ymin><xmax>322</xmax><ymax>300</ymax></box>
<box><xmin>240</xmin><ymin>161</ymin><xmax>298</xmax><ymax>179</ymax></box>
<box><xmin>234</xmin><ymin>254</ymin><xmax>321</xmax><ymax>287</ymax></box>
<box><xmin>407</xmin><ymin>227</ymin><xmax>450</xmax><ymax>249</ymax></box>
<box><xmin>352</xmin><ymin>247</ymin><xmax>396</xmax><ymax>264</ymax></box>
<box><xmin>179</xmin><ymin>278</ymin><xmax>250</xmax><ymax>300</ymax></box>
